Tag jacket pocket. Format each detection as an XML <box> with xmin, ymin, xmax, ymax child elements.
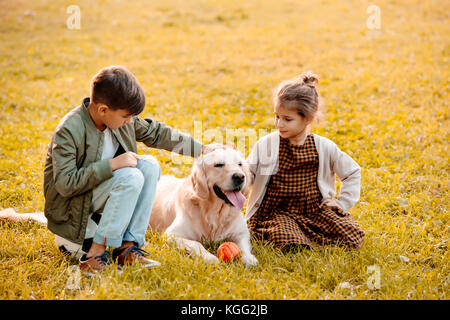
<box><xmin>44</xmin><ymin>186</ymin><xmax>72</xmax><ymax>224</ymax></box>
<box><xmin>45</xmin><ymin>205</ymin><xmax>71</xmax><ymax>224</ymax></box>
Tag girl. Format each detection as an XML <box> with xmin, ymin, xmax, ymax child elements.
<box><xmin>245</xmin><ymin>72</ymin><xmax>364</xmax><ymax>250</ymax></box>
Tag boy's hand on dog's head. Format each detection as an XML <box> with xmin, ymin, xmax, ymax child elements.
<box><xmin>201</xmin><ymin>143</ymin><xmax>236</xmax><ymax>156</ymax></box>
<box><xmin>109</xmin><ymin>152</ymin><xmax>139</xmax><ymax>171</ymax></box>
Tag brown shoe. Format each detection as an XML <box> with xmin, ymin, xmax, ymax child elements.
<box><xmin>78</xmin><ymin>252</ymin><xmax>112</xmax><ymax>273</ymax></box>
<box><xmin>112</xmin><ymin>244</ymin><xmax>160</xmax><ymax>268</ymax></box>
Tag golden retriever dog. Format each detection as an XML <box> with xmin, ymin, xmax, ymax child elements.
<box><xmin>149</xmin><ymin>144</ymin><xmax>258</xmax><ymax>266</ymax></box>
<box><xmin>0</xmin><ymin>145</ymin><xmax>258</xmax><ymax>266</ymax></box>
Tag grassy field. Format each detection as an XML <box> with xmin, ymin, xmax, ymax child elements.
<box><xmin>0</xmin><ymin>0</ymin><xmax>448</xmax><ymax>299</ymax></box>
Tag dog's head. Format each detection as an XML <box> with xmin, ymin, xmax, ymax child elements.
<box><xmin>190</xmin><ymin>144</ymin><xmax>251</xmax><ymax>211</ymax></box>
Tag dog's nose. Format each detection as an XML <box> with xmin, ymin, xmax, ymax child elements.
<box><xmin>232</xmin><ymin>173</ymin><xmax>245</xmax><ymax>186</ymax></box>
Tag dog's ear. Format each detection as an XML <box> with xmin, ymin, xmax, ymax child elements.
<box><xmin>189</xmin><ymin>158</ymin><xmax>210</xmax><ymax>200</ymax></box>
<box><xmin>241</xmin><ymin>160</ymin><xmax>252</xmax><ymax>197</ymax></box>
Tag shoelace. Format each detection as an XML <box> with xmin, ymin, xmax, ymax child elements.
<box><xmin>123</xmin><ymin>245</ymin><xmax>150</xmax><ymax>259</ymax></box>
<box><xmin>94</xmin><ymin>252</ymin><xmax>112</xmax><ymax>266</ymax></box>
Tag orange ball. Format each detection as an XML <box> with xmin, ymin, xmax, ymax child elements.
<box><xmin>217</xmin><ymin>242</ymin><xmax>241</xmax><ymax>262</ymax></box>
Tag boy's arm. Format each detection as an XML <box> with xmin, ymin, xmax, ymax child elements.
<box><xmin>329</xmin><ymin>142</ymin><xmax>361</xmax><ymax>212</ymax></box>
<box><xmin>52</xmin><ymin>127</ymin><xmax>113</xmax><ymax>198</ymax></box>
<box><xmin>134</xmin><ymin>117</ymin><xmax>202</xmax><ymax>158</ymax></box>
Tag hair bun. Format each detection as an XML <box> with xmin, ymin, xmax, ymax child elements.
<box><xmin>297</xmin><ymin>71</ymin><xmax>318</xmax><ymax>89</ymax></box>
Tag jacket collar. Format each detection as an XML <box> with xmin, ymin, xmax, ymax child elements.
<box><xmin>80</xmin><ymin>97</ymin><xmax>130</xmax><ymax>152</ymax></box>
<box><xmin>80</xmin><ymin>97</ymin><xmax>102</xmax><ymax>132</ymax></box>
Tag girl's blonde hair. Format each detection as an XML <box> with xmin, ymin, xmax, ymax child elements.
<box><xmin>273</xmin><ymin>71</ymin><xmax>324</xmax><ymax>121</ymax></box>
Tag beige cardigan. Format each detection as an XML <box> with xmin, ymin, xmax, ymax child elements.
<box><xmin>245</xmin><ymin>131</ymin><xmax>361</xmax><ymax>220</ymax></box>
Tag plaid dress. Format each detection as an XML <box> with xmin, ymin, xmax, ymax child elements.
<box><xmin>247</xmin><ymin>133</ymin><xmax>365</xmax><ymax>250</ymax></box>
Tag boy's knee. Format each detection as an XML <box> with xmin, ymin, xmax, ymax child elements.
<box><xmin>114</xmin><ymin>167</ymin><xmax>145</xmax><ymax>189</ymax></box>
<box><xmin>139</xmin><ymin>159</ymin><xmax>161</xmax><ymax>181</ymax></box>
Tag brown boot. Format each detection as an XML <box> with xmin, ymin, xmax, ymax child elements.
<box><xmin>112</xmin><ymin>244</ymin><xmax>160</xmax><ymax>268</ymax></box>
<box><xmin>78</xmin><ymin>252</ymin><xmax>112</xmax><ymax>273</ymax></box>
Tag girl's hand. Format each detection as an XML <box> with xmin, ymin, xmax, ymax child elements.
<box><xmin>319</xmin><ymin>199</ymin><xmax>342</xmax><ymax>210</ymax></box>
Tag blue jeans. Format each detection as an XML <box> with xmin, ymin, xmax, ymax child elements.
<box><xmin>89</xmin><ymin>157</ymin><xmax>161</xmax><ymax>248</ymax></box>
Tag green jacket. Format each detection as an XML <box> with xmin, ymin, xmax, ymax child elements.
<box><xmin>44</xmin><ymin>97</ymin><xmax>202</xmax><ymax>244</ymax></box>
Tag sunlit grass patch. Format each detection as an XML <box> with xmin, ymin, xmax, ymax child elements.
<box><xmin>0</xmin><ymin>0</ymin><xmax>448</xmax><ymax>299</ymax></box>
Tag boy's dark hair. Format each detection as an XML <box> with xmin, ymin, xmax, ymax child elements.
<box><xmin>90</xmin><ymin>65</ymin><xmax>145</xmax><ymax>115</ymax></box>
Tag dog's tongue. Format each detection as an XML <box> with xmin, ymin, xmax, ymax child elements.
<box><xmin>224</xmin><ymin>191</ymin><xmax>246</xmax><ymax>210</ymax></box>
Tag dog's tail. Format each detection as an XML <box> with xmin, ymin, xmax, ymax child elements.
<box><xmin>0</xmin><ymin>208</ymin><xmax>47</xmax><ymax>225</ymax></box>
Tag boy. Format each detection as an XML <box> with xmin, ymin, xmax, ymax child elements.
<box><xmin>44</xmin><ymin>65</ymin><xmax>207</xmax><ymax>272</ymax></box>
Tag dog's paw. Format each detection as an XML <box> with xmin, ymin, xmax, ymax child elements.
<box><xmin>203</xmin><ymin>253</ymin><xmax>220</xmax><ymax>264</ymax></box>
<box><xmin>241</xmin><ymin>254</ymin><xmax>258</xmax><ymax>267</ymax></box>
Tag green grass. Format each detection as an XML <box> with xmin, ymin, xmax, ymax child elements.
<box><xmin>0</xmin><ymin>0</ymin><xmax>448</xmax><ymax>299</ymax></box>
